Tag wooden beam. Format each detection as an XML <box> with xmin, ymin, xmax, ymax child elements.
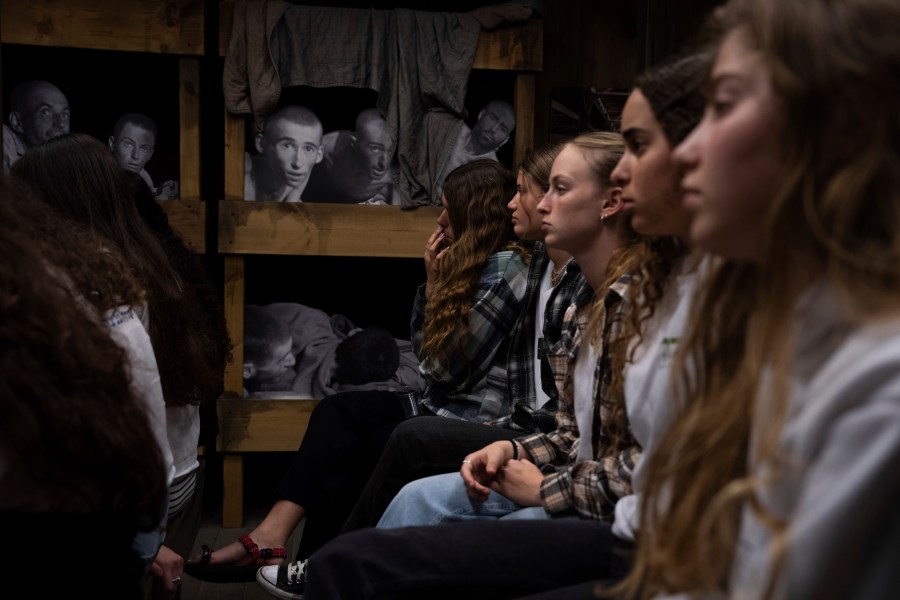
<box><xmin>473</xmin><ymin>18</ymin><xmax>543</xmax><ymax>71</ymax></box>
<box><xmin>1</xmin><ymin>0</ymin><xmax>205</xmax><ymax>55</ymax></box>
<box><xmin>222</xmin><ymin>256</ymin><xmax>245</xmax><ymax>397</ymax></box>
<box><xmin>219</xmin><ymin>202</ymin><xmax>442</xmax><ymax>257</ymax></box>
<box><xmin>221</xmin><ymin>453</ymin><xmax>243</xmax><ymax>528</ymax></box>
<box><xmin>223</xmin><ymin>110</ymin><xmax>245</xmax><ymax>201</ymax></box>
<box><xmin>513</xmin><ymin>73</ymin><xmax>536</xmax><ymax>168</ymax></box>
<box><xmin>179</xmin><ymin>58</ymin><xmax>202</xmax><ymax>202</ymax></box>
<box><xmin>217</xmin><ymin>398</ymin><xmax>318</xmax><ymax>452</ymax></box>
<box><xmin>160</xmin><ymin>199</ymin><xmax>205</xmax><ymax>251</ymax></box>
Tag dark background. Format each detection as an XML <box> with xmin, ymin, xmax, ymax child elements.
<box><xmin>2</xmin><ymin>44</ymin><xmax>182</xmax><ymax>185</ymax></box>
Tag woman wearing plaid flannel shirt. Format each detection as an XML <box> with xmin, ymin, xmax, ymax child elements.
<box><xmin>338</xmin><ymin>142</ymin><xmax>587</xmax><ymax>534</ymax></box>
<box><xmin>256</xmin><ymin>52</ymin><xmax>710</xmax><ymax>599</ymax></box>
<box><xmin>189</xmin><ymin>158</ymin><xmax>532</xmax><ymax>578</ymax></box>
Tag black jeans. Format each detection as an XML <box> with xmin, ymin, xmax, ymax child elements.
<box><xmin>305</xmin><ymin>519</ymin><xmax>634</xmax><ymax>600</ymax></box>
<box><xmin>342</xmin><ymin>415</ymin><xmax>519</xmax><ymax>532</ymax></box>
<box><xmin>271</xmin><ymin>390</ymin><xmax>405</xmax><ymax>559</ymax></box>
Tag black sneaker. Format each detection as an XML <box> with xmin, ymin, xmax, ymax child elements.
<box><xmin>256</xmin><ymin>560</ymin><xmax>308</xmax><ymax>600</ymax></box>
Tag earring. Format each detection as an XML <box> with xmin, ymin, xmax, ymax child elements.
<box><xmin>600</xmin><ymin>212</ymin><xmax>606</xmax><ymax>223</ymax></box>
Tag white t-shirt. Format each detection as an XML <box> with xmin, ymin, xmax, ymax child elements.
<box><xmin>533</xmin><ymin>263</ymin><xmax>555</xmax><ymax>409</ymax></box>
<box><xmin>613</xmin><ymin>254</ymin><xmax>708</xmax><ymax>541</ymax></box>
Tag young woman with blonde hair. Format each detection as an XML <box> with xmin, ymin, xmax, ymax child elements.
<box><xmin>338</xmin><ymin>142</ymin><xmax>579</xmax><ymax>534</ymax></box>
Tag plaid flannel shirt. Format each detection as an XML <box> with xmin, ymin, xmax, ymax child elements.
<box><xmin>517</xmin><ymin>272</ymin><xmax>641</xmax><ymax>521</ymax></box>
<box><xmin>412</xmin><ymin>249</ymin><xmax>529</xmax><ymax>422</ymax></box>
<box><xmin>491</xmin><ymin>245</ymin><xmax>584</xmax><ymax>432</ymax></box>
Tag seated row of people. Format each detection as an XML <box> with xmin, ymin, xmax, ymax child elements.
<box><xmin>6</xmin><ymin>1</ymin><xmax>897</xmax><ymax>599</ymax></box>
<box><xmin>242</xmin><ymin>0</ymin><xmax>899</xmax><ymax>599</ymax></box>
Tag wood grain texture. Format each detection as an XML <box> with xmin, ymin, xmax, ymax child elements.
<box><xmin>160</xmin><ymin>199</ymin><xmax>206</xmax><ymax>251</ymax></box>
<box><xmin>217</xmin><ymin>398</ymin><xmax>318</xmax><ymax>452</ymax></box>
<box><xmin>1</xmin><ymin>0</ymin><xmax>204</xmax><ymax>55</ymax></box>
<box><xmin>219</xmin><ymin>201</ymin><xmax>442</xmax><ymax>257</ymax></box>
<box><xmin>179</xmin><ymin>58</ymin><xmax>202</xmax><ymax>202</ymax></box>
<box><xmin>222</xmin><ymin>256</ymin><xmax>245</xmax><ymax>397</ymax></box>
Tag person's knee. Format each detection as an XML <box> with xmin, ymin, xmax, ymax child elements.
<box><xmin>392</xmin><ymin>416</ymin><xmax>443</xmax><ymax>450</ymax></box>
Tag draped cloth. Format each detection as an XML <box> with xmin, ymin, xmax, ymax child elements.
<box><xmin>222</xmin><ymin>0</ymin><xmax>535</xmax><ymax>208</ymax></box>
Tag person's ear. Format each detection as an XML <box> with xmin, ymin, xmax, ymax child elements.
<box><xmin>254</xmin><ymin>132</ymin><xmax>265</xmax><ymax>154</ymax></box>
<box><xmin>601</xmin><ymin>186</ymin><xmax>625</xmax><ymax>219</ymax></box>
<box><xmin>108</xmin><ymin>136</ymin><xmax>116</xmax><ymax>152</ymax></box>
<box><xmin>8</xmin><ymin>111</ymin><xmax>25</xmax><ymax>135</ymax></box>
<box><xmin>243</xmin><ymin>362</ymin><xmax>256</xmax><ymax>380</ymax></box>
<box><xmin>314</xmin><ymin>145</ymin><xmax>324</xmax><ymax>164</ymax></box>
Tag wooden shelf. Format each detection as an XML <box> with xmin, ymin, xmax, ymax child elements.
<box><xmin>213</xmin><ymin>0</ymin><xmax>544</xmax><ymax>528</ymax></box>
<box><xmin>1</xmin><ymin>0</ymin><xmax>205</xmax><ymax>55</ymax></box>
<box><xmin>219</xmin><ymin>201</ymin><xmax>442</xmax><ymax>257</ymax></box>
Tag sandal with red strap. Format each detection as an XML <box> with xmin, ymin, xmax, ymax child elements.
<box><xmin>184</xmin><ymin>534</ymin><xmax>287</xmax><ymax>583</ymax></box>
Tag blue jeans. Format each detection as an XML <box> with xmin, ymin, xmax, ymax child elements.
<box><xmin>377</xmin><ymin>471</ymin><xmax>559</xmax><ymax>528</ymax></box>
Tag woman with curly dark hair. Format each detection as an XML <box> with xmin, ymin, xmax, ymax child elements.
<box><xmin>12</xmin><ymin>132</ymin><xmax>231</xmax><ymax>597</ymax></box>
<box><xmin>0</xmin><ymin>177</ymin><xmax>168</xmax><ymax>599</ymax></box>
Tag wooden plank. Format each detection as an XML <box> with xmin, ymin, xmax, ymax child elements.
<box><xmin>223</xmin><ymin>109</ymin><xmax>245</xmax><ymax>201</ymax></box>
<box><xmin>174</xmin><ymin>58</ymin><xmax>208</xmax><ymax>249</ymax></box>
<box><xmin>513</xmin><ymin>73</ymin><xmax>536</xmax><ymax>168</ymax></box>
<box><xmin>218</xmin><ymin>0</ymin><xmax>542</xmax><ymax>71</ymax></box>
<box><xmin>222</xmin><ymin>256</ymin><xmax>245</xmax><ymax>397</ymax></box>
<box><xmin>473</xmin><ymin>18</ymin><xmax>543</xmax><ymax>71</ymax></box>
<box><xmin>218</xmin><ymin>398</ymin><xmax>318</xmax><ymax>452</ymax></box>
<box><xmin>160</xmin><ymin>199</ymin><xmax>206</xmax><ymax>251</ymax></box>
<box><xmin>179</xmin><ymin>58</ymin><xmax>201</xmax><ymax>203</ymax></box>
<box><xmin>221</xmin><ymin>453</ymin><xmax>244</xmax><ymax>528</ymax></box>
<box><xmin>218</xmin><ymin>0</ymin><xmax>233</xmax><ymax>58</ymax></box>
<box><xmin>219</xmin><ymin>202</ymin><xmax>442</xmax><ymax>257</ymax></box>
<box><xmin>1</xmin><ymin>0</ymin><xmax>204</xmax><ymax>55</ymax></box>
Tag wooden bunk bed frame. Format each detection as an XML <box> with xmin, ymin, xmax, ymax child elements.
<box><xmin>217</xmin><ymin>1</ymin><xmax>543</xmax><ymax>527</ymax></box>
<box><xmin>0</xmin><ymin>0</ymin><xmax>207</xmax><ymax>251</ymax></box>
<box><xmin>1</xmin><ymin>0</ymin><xmax>543</xmax><ymax>529</ymax></box>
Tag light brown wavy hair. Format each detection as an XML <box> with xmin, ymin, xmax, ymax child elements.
<box><xmin>520</xmin><ymin>141</ymin><xmax>565</xmax><ymax>196</ymax></box>
<box><xmin>421</xmin><ymin>158</ymin><xmax>521</xmax><ymax>374</ymax></box>
<box><xmin>516</xmin><ymin>141</ymin><xmax>565</xmax><ymax>260</ymax></box>
<box><xmin>619</xmin><ymin>1</ymin><xmax>900</xmax><ymax>598</ymax></box>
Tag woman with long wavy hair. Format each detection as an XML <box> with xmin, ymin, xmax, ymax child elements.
<box><xmin>0</xmin><ymin>177</ymin><xmax>168</xmax><ymax>599</ymax></box>
<box><xmin>188</xmin><ymin>157</ymin><xmax>529</xmax><ymax>580</ymax></box>
<box><xmin>624</xmin><ymin>0</ymin><xmax>900</xmax><ymax>598</ymax></box>
<box><xmin>416</xmin><ymin>158</ymin><xmax>529</xmax><ymax>420</ymax></box>
<box><xmin>254</xmin><ymin>50</ymin><xmax>710</xmax><ymax>594</ymax></box>
<box><xmin>12</xmin><ymin>132</ymin><xmax>230</xmax><ymax>596</ymax></box>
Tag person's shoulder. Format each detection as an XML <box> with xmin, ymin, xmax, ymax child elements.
<box><xmin>139</xmin><ymin>169</ymin><xmax>155</xmax><ymax>191</ymax></box>
<box><xmin>244</xmin><ymin>152</ymin><xmax>262</xmax><ymax>199</ymax></box>
<box><xmin>3</xmin><ymin>125</ymin><xmax>25</xmax><ymax>158</ymax></box>
<box><xmin>323</xmin><ymin>130</ymin><xmax>352</xmax><ymax>153</ymax></box>
<box><xmin>480</xmin><ymin>248</ymin><xmax>529</xmax><ymax>283</ymax></box>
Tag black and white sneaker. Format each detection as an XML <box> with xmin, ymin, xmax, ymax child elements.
<box><xmin>256</xmin><ymin>560</ymin><xmax>308</xmax><ymax>600</ymax></box>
